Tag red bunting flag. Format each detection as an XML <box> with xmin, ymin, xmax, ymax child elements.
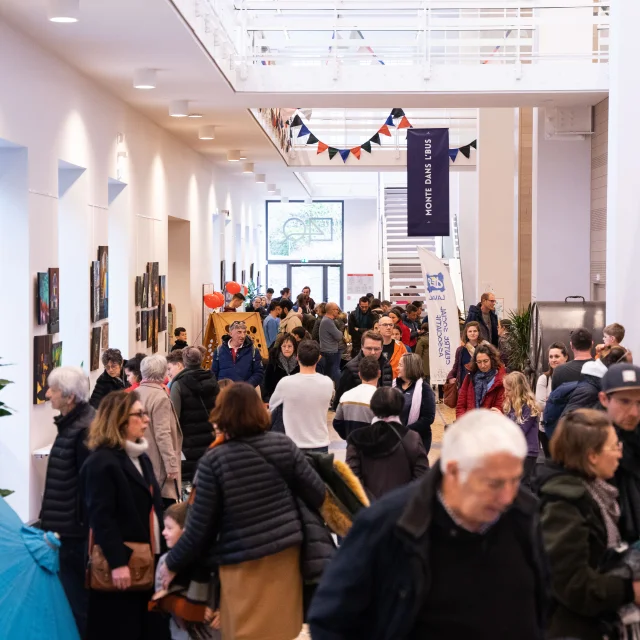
<box><xmin>351</xmin><ymin>147</ymin><xmax>362</xmax><ymax>160</ymax></box>
<box><xmin>378</xmin><ymin>125</ymin><xmax>392</xmax><ymax>137</ymax></box>
<box><xmin>397</xmin><ymin>116</ymin><xmax>411</xmax><ymax>130</ymax></box>
<box><xmin>317</xmin><ymin>141</ymin><xmax>329</xmax><ymax>154</ymax></box>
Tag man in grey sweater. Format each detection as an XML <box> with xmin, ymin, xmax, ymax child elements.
<box><xmin>319</xmin><ymin>302</ymin><xmax>344</xmax><ymax>385</ymax></box>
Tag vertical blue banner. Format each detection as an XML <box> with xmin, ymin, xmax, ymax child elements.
<box><xmin>407</xmin><ymin>128</ymin><xmax>450</xmax><ymax>237</ymax></box>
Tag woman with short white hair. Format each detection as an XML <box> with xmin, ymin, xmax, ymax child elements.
<box><xmin>137</xmin><ymin>354</ymin><xmax>183</xmax><ymax>505</ymax></box>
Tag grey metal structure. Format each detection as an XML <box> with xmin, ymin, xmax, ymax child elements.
<box><xmin>529</xmin><ymin>297</ymin><xmax>606</xmax><ymax>381</ymax></box>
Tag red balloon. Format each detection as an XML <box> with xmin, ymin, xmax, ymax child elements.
<box><xmin>212</xmin><ymin>292</ymin><xmax>225</xmax><ymax>308</ymax></box>
<box><xmin>203</xmin><ymin>293</ymin><xmax>218</xmax><ymax>309</ymax></box>
<box><xmin>226</xmin><ymin>281</ymin><xmax>241</xmax><ymax>295</ymax></box>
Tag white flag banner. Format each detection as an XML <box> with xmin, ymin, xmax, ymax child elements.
<box><xmin>417</xmin><ymin>247</ymin><xmax>460</xmax><ymax>385</ymax></box>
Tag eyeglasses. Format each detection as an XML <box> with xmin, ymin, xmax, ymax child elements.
<box><xmin>129</xmin><ymin>410</ymin><xmax>149</xmax><ymax>419</ymax></box>
<box><xmin>603</xmin><ymin>441</ymin><xmax>623</xmax><ymax>452</ymax></box>
<box><xmin>378</xmin><ymin>322</ymin><xmax>393</xmax><ymax>328</ymax></box>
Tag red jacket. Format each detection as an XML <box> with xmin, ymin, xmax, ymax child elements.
<box><xmin>396</xmin><ymin>320</ymin><xmax>412</xmax><ymax>348</ymax></box>
<box><xmin>456</xmin><ymin>367</ymin><xmax>506</xmax><ymax>419</ymax></box>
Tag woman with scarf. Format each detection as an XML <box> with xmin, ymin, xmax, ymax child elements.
<box><xmin>456</xmin><ymin>343</ymin><xmax>506</xmax><ymax>418</ymax></box>
<box><xmin>262</xmin><ymin>334</ymin><xmax>300</xmax><ymax>403</ymax></box>
<box><xmin>536</xmin><ymin>409</ymin><xmax>640</xmax><ymax>640</ymax></box>
<box><xmin>447</xmin><ymin>321</ymin><xmax>488</xmax><ymax>388</ymax></box>
<box><xmin>346</xmin><ymin>386</ymin><xmax>429</xmax><ymax>501</ymax></box>
<box><xmin>392</xmin><ymin>353</ymin><xmax>436</xmax><ymax>455</ymax></box>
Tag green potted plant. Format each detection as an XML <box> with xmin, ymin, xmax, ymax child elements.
<box><xmin>504</xmin><ymin>304</ymin><xmax>533</xmax><ymax>377</ymax></box>
<box><xmin>0</xmin><ymin>356</ymin><xmax>14</xmax><ymax>497</ymax></box>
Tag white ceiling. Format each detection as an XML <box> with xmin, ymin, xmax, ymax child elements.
<box><xmin>0</xmin><ymin>0</ymin><xmax>607</xmax><ymax>199</ymax></box>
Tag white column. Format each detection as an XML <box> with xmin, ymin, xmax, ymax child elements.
<box><xmin>477</xmin><ymin>108</ymin><xmax>518</xmax><ymax>313</ymax></box>
<box><xmin>606</xmin><ymin>3</ymin><xmax>640</xmax><ymax>356</ymax></box>
<box><xmin>531</xmin><ymin>108</ymin><xmax>591</xmax><ymax>302</ymax></box>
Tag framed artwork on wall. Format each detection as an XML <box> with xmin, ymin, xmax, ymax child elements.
<box><xmin>152</xmin><ymin>308</ymin><xmax>159</xmax><ymax>353</ymax></box>
<box><xmin>250</xmin><ymin>263</ymin><xmax>254</xmax><ymax>280</ymax></box>
<box><xmin>51</xmin><ymin>342</ymin><xmax>62</xmax><ymax>370</ymax></box>
<box><xmin>136</xmin><ymin>311</ymin><xmax>140</xmax><ymax>325</ymax></box>
<box><xmin>37</xmin><ymin>272</ymin><xmax>50</xmax><ymax>326</ymax></box>
<box><xmin>159</xmin><ymin>275</ymin><xmax>166</xmax><ymax>332</ymax></box>
<box><xmin>241</xmin><ymin>270</ymin><xmax>246</xmax><ymax>285</ymax></box>
<box><xmin>147</xmin><ymin>309</ymin><xmax>153</xmax><ymax>348</ymax></box>
<box><xmin>48</xmin><ymin>268</ymin><xmax>59</xmax><ymax>334</ymax></box>
<box><xmin>220</xmin><ymin>260</ymin><xmax>225</xmax><ymax>290</ymax></box>
<box><xmin>135</xmin><ymin>276</ymin><xmax>142</xmax><ymax>307</ymax></box>
<box><xmin>98</xmin><ymin>246</ymin><xmax>109</xmax><ymax>320</ymax></box>
<box><xmin>33</xmin><ymin>334</ymin><xmax>53</xmax><ymax>404</ymax></box>
<box><xmin>151</xmin><ymin>263</ymin><xmax>159</xmax><ymax>306</ymax></box>
<box><xmin>101</xmin><ymin>322</ymin><xmax>109</xmax><ymax>350</ymax></box>
<box><xmin>91</xmin><ymin>261</ymin><xmax>100</xmax><ymax>322</ymax></box>
<box><xmin>232</xmin><ymin>261</ymin><xmax>237</xmax><ymax>283</ymax></box>
<box><xmin>90</xmin><ymin>327</ymin><xmax>101</xmax><ymax>371</ymax></box>
<box><xmin>141</xmin><ymin>310</ymin><xmax>148</xmax><ymax>344</ymax></box>
<box><xmin>142</xmin><ymin>273</ymin><xmax>149</xmax><ymax>308</ymax></box>
<box><xmin>136</xmin><ymin>327</ymin><xmax>141</xmax><ymax>342</ymax></box>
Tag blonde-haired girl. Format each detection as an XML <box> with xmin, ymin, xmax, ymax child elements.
<box><xmin>503</xmin><ymin>371</ymin><xmax>540</xmax><ymax>487</ymax></box>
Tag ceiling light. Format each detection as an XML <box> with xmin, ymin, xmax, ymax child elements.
<box><xmin>274</xmin><ymin>189</ymin><xmax>281</xmax><ymax>197</ymax></box>
<box><xmin>267</xmin><ymin>184</ymin><xmax>276</xmax><ymax>193</ymax></box>
<box><xmin>133</xmin><ymin>68</ymin><xmax>156</xmax><ymax>90</ymax></box>
<box><xmin>169</xmin><ymin>100</ymin><xmax>189</xmax><ymax>117</ymax></box>
<box><xmin>242</xmin><ymin>163</ymin><xmax>254</xmax><ymax>174</ymax></box>
<box><xmin>48</xmin><ymin>0</ymin><xmax>79</xmax><ymax>22</ymax></box>
<box><xmin>255</xmin><ymin>174</ymin><xmax>266</xmax><ymax>184</ymax></box>
<box><xmin>227</xmin><ymin>150</ymin><xmax>241</xmax><ymax>162</ymax></box>
<box><xmin>281</xmin><ymin>196</ymin><xmax>289</xmax><ymax>203</ymax></box>
<box><xmin>239</xmin><ymin>151</ymin><xmax>247</xmax><ymax>160</ymax></box>
<box><xmin>188</xmin><ymin>113</ymin><xmax>203</xmax><ymax>118</ymax></box>
<box><xmin>198</xmin><ymin>126</ymin><xmax>216</xmax><ymax>140</ymax></box>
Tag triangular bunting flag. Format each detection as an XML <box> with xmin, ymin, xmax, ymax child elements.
<box><xmin>391</xmin><ymin>108</ymin><xmax>405</xmax><ymax>119</ymax></box>
<box><xmin>351</xmin><ymin>147</ymin><xmax>362</xmax><ymax>160</ymax></box>
<box><xmin>297</xmin><ymin>125</ymin><xmax>310</xmax><ymax>138</ymax></box>
<box><xmin>306</xmin><ymin>133</ymin><xmax>319</xmax><ymax>145</ymax></box>
<box><xmin>459</xmin><ymin>144</ymin><xmax>471</xmax><ymax>159</ymax></box>
<box><xmin>339</xmin><ymin>149</ymin><xmax>351</xmax><ymax>163</ymax></box>
<box><xmin>370</xmin><ymin>133</ymin><xmax>381</xmax><ymax>146</ymax></box>
<box><xmin>397</xmin><ymin>116</ymin><xmax>411</xmax><ymax>130</ymax></box>
<box><xmin>385</xmin><ymin>115</ymin><xmax>395</xmax><ymax>127</ymax></box>
<box><xmin>291</xmin><ymin>114</ymin><xmax>303</xmax><ymax>128</ymax></box>
<box><xmin>378</xmin><ymin>125</ymin><xmax>392</xmax><ymax>137</ymax></box>
<box><xmin>328</xmin><ymin>147</ymin><xmax>339</xmax><ymax>160</ymax></box>
<box><xmin>470</xmin><ymin>139</ymin><xmax>477</xmax><ymax>149</ymax></box>
<box><xmin>361</xmin><ymin>141</ymin><xmax>372</xmax><ymax>154</ymax></box>
<box><xmin>448</xmin><ymin>149</ymin><xmax>459</xmax><ymax>163</ymax></box>
<box><xmin>317</xmin><ymin>141</ymin><xmax>329</xmax><ymax>154</ymax></box>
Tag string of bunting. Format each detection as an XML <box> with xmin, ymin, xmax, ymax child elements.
<box><xmin>289</xmin><ymin>109</ymin><xmax>477</xmax><ymax>164</ymax></box>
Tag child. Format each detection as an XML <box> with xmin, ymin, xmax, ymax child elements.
<box><xmin>415</xmin><ymin>322</ymin><xmax>430</xmax><ymax>384</ymax></box>
<box><xmin>392</xmin><ymin>326</ymin><xmax>408</xmax><ymax>353</ymax></box>
<box><xmin>172</xmin><ymin>327</ymin><xmax>188</xmax><ymax>352</ymax></box>
<box><xmin>156</xmin><ymin>503</ymin><xmax>221</xmax><ymax>639</ymax></box>
<box><xmin>596</xmin><ymin>322</ymin><xmax>626</xmax><ymax>358</ymax></box>
<box><xmin>502</xmin><ymin>372</ymin><xmax>540</xmax><ymax>488</ymax></box>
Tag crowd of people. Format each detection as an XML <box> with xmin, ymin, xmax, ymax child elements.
<box><xmin>32</xmin><ymin>283</ymin><xmax>640</xmax><ymax>640</ymax></box>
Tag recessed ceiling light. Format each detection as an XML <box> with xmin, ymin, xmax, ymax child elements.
<box><xmin>227</xmin><ymin>150</ymin><xmax>241</xmax><ymax>162</ymax></box>
<box><xmin>267</xmin><ymin>184</ymin><xmax>276</xmax><ymax>193</ymax></box>
<box><xmin>48</xmin><ymin>0</ymin><xmax>79</xmax><ymax>22</ymax></box>
<box><xmin>198</xmin><ymin>126</ymin><xmax>216</xmax><ymax>140</ymax></box>
<box><xmin>188</xmin><ymin>113</ymin><xmax>203</xmax><ymax>118</ymax></box>
<box><xmin>239</xmin><ymin>152</ymin><xmax>248</xmax><ymax>160</ymax></box>
<box><xmin>169</xmin><ymin>100</ymin><xmax>189</xmax><ymax>117</ymax></box>
<box><xmin>255</xmin><ymin>174</ymin><xmax>266</xmax><ymax>184</ymax></box>
<box><xmin>133</xmin><ymin>68</ymin><xmax>156</xmax><ymax>90</ymax></box>
<box><xmin>242</xmin><ymin>163</ymin><xmax>254</xmax><ymax>174</ymax></box>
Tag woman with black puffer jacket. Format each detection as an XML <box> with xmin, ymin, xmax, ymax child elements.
<box><xmin>159</xmin><ymin>383</ymin><xmax>328</xmax><ymax>640</ymax></box>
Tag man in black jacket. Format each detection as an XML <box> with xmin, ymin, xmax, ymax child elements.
<box><xmin>348</xmin><ymin>296</ymin><xmax>375</xmax><ymax>356</ymax></box>
<box><xmin>42</xmin><ymin>366</ymin><xmax>95</xmax><ymax>638</ymax></box>
<box><xmin>466</xmin><ymin>292</ymin><xmax>499</xmax><ymax>347</ymax></box>
<box><xmin>309</xmin><ymin>410</ymin><xmax>549</xmax><ymax>640</ymax></box>
<box><xmin>600</xmin><ymin>363</ymin><xmax>640</xmax><ymax>542</ymax></box>
<box><xmin>170</xmin><ymin>347</ymin><xmax>220</xmax><ymax>482</ymax></box>
<box><xmin>89</xmin><ymin>348</ymin><xmax>128</xmax><ymax>409</ymax></box>
<box><xmin>333</xmin><ymin>331</ymin><xmax>393</xmax><ymax>410</ymax></box>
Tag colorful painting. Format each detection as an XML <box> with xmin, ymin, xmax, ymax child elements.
<box><xmin>135</xmin><ymin>276</ymin><xmax>142</xmax><ymax>307</ymax></box>
<box><xmin>159</xmin><ymin>275</ymin><xmax>166</xmax><ymax>332</ymax></box>
<box><xmin>136</xmin><ymin>327</ymin><xmax>141</xmax><ymax>342</ymax></box>
<box><xmin>98</xmin><ymin>246</ymin><xmax>109</xmax><ymax>320</ymax></box>
<box><xmin>152</xmin><ymin>308</ymin><xmax>159</xmax><ymax>353</ymax></box>
<box><xmin>151</xmin><ymin>262</ymin><xmax>159</xmax><ymax>306</ymax></box>
<box><xmin>141</xmin><ymin>311</ymin><xmax>148</xmax><ymax>344</ymax></box>
<box><xmin>90</xmin><ymin>327</ymin><xmax>101</xmax><ymax>371</ymax></box>
<box><xmin>142</xmin><ymin>273</ymin><xmax>149</xmax><ymax>308</ymax></box>
<box><xmin>51</xmin><ymin>342</ymin><xmax>62</xmax><ymax>370</ymax></box>
<box><xmin>48</xmin><ymin>268</ymin><xmax>60</xmax><ymax>333</ymax></box>
<box><xmin>34</xmin><ymin>335</ymin><xmax>53</xmax><ymax>404</ymax></box>
<box><xmin>147</xmin><ymin>309</ymin><xmax>152</xmax><ymax>348</ymax></box>
<box><xmin>91</xmin><ymin>261</ymin><xmax>100</xmax><ymax>322</ymax></box>
<box><xmin>37</xmin><ymin>272</ymin><xmax>50</xmax><ymax>325</ymax></box>
<box><xmin>101</xmin><ymin>322</ymin><xmax>109</xmax><ymax>350</ymax></box>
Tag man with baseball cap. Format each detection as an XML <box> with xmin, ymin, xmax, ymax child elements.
<box><xmin>599</xmin><ymin>363</ymin><xmax>640</xmax><ymax>542</ymax></box>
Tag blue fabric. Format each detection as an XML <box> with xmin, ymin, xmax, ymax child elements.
<box><xmin>0</xmin><ymin>498</ymin><xmax>80</xmax><ymax>640</ymax></box>
<box><xmin>211</xmin><ymin>336</ymin><xmax>264</xmax><ymax>387</ymax></box>
<box><xmin>543</xmin><ymin>380</ymin><xmax>580</xmax><ymax>439</ymax></box>
<box><xmin>263</xmin><ymin>315</ymin><xmax>280</xmax><ymax>348</ymax></box>
<box><xmin>321</xmin><ymin>351</ymin><xmax>341</xmax><ymax>385</ymax></box>
<box><xmin>473</xmin><ymin>369</ymin><xmax>497</xmax><ymax>408</ymax></box>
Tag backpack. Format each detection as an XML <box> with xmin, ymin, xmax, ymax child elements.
<box><xmin>543</xmin><ymin>381</ymin><xmax>580</xmax><ymax>439</ymax></box>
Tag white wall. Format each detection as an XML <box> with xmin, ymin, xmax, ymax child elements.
<box><xmin>0</xmin><ymin>19</ymin><xmax>265</xmax><ymax>521</ymax></box>
<box><xmin>455</xmin><ymin>170</ymin><xmax>479</xmax><ymax>310</ymax></box>
<box><xmin>532</xmin><ymin>107</ymin><xmax>592</xmax><ymax>301</ymax></box>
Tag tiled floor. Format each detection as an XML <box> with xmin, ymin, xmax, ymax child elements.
<box><xmin>295</xmin><ymin>403</ymin><xmax>455</xmax><ymax>639</ymax></box>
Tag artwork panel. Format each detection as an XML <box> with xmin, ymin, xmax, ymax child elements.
<box><xmin>98</xmin><ymin>246</ymin><xmax>109</xmax><ymax>320</ymax></box>
<box><xmin>33</xmin><ymin>335</ymin><xmax>53</xmax><ymax>404</ymax></box>
<box><xmin>101</xmin><ymin>323</ymin><xmax>109</xmax><ymax>350</ymax></box>
<box><xmin>91</xmin><ymin>261</ymin><xmax>100</xmax><ymax>322</ymax></box>
<box><xmin>48</xmin><ymin>268</ymin><xmax>60</xmax><ymax>333</ymax></box>
<box><xmin>151</xmin><ymin>263</ymin><xmax>159</xmax><ymax>306</ymax></box>
<box><xmin>135</xmin><ymin>276</ymin><xmax>142</xmax><ymax>307</ymax></box>
<box><xmin>51</xmin><ymin>342</ymin><xmax>62</xmax><ymax>370</ymax></box>
<box><xmin>142</xmin><ymin>273</ymin><xmax>149</xmax><ymax>308</ymax></box>
<box><xmin>90</xmin><ymin>327</ymin><xmax>101</xmax><ymax>371</ymax></box>
<box><xmin>136</xmin><ymin>327</ymin><xmax>141</xmax><ymax>342</ymax></box>
<box><xmin>37</xmin><ymin>272</ymin><xmax>50</xmax><ymax>325</ymax></box>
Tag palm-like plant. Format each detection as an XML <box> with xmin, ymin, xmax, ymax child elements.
<box><xmin>0</xmin><ymin>357</ymin><xmax>14</xmax><ymax>497</ymax></box>
<box><xmin>505</xmin><ymin>304</ymin><xmax>533</xmax><ymax>377</ymax></box>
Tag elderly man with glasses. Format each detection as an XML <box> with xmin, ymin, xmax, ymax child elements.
<box><xmin>466</xmin><ymin>292</ymin><xmax>499</xmax><ymax>347</ymax></box>
<box><xmin>211</xmin><ymin>320</ymin><xmax>264</xmax><ymax>388</ymax></box>
<box><xmin>333</xmin><ymin>329</ymin><xmax>393</xmax><ymax>409</ymax></box>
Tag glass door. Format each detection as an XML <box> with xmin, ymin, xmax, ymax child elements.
<box><xmin>291</xmin><ymin>265</ymin><xmax>325</xmax><ymax>304</ymax></box>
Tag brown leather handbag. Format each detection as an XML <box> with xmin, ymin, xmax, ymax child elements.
<box><xmin>443</xmin><ymin>381</ymin><xmax>458</xmax><ymax>409</ymax></box>
<box><xmin>87</xmin><ymin>486</ymin><xmax>157</xmax><ymax>592</ymax></box>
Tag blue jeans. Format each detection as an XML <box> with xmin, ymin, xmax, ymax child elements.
<box><xmin>321</xmin><ymin>351</ymin><xmax>341</xmax><ymax>386</ymax></box>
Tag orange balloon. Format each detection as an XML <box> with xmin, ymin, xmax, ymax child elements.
<box><xmin>225</xmin><ymin>281</ymin><xmax>241</xmax><ymax>295</ymax></box>
<box><xmin>203</xmin><ymin>293</ymin><xmax>218</xmax><ymax>309</ymax></box>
